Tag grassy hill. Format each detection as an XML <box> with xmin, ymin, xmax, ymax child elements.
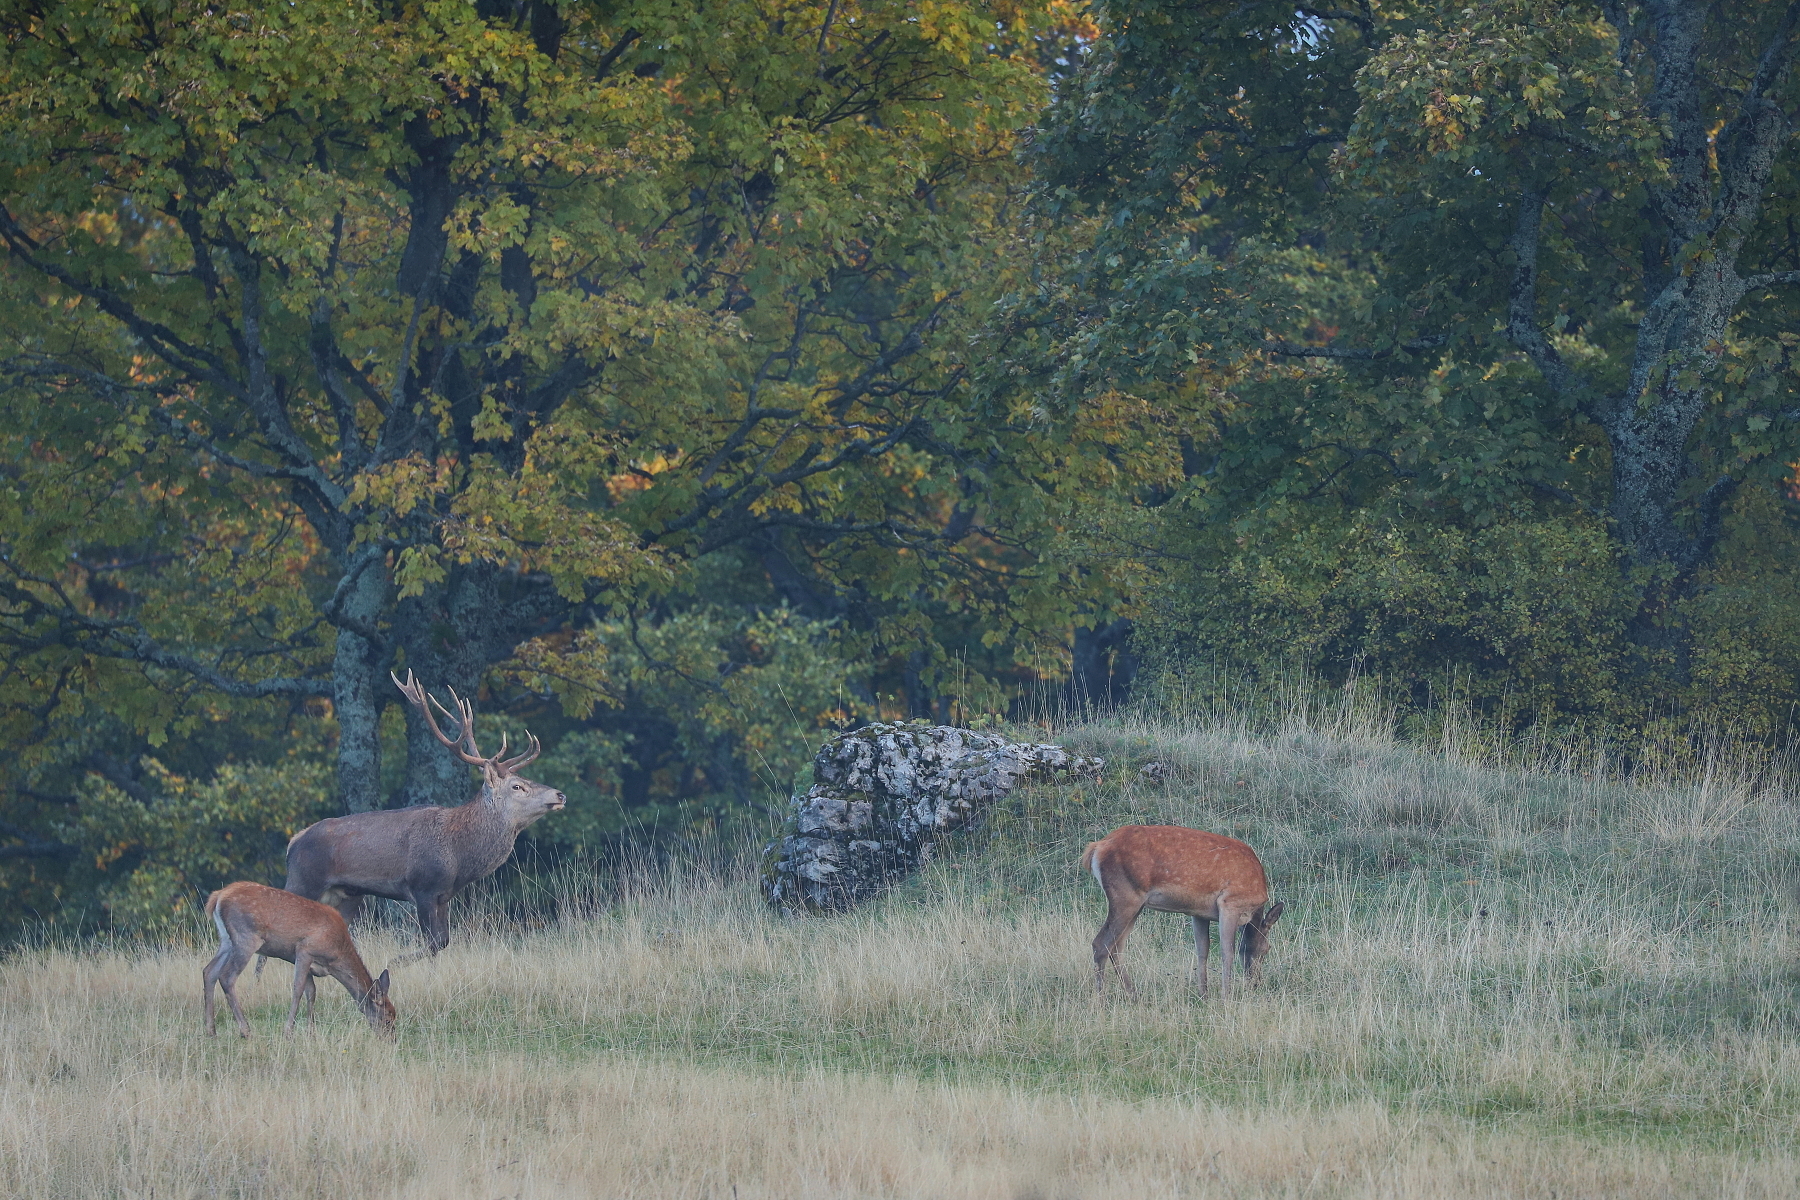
<box><xmin>7</xmin><ymin>699</ymin><xmax>1800</xmax><ymax>1197</ymax></box>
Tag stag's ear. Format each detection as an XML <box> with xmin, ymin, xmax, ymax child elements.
<box><xmin>482</xmin><ymin>759</ymin><xmax>505</xmax><ymax>787</ymax></box>
<box><xmin>1261</xmin><ymin>900</ymin><xmax>1286</xmax><ymax>927</ymax></box>
<box><xmin>375</xmin><ymin>969</ymin><xmax>391</xmax><ymax>997</ymax></box>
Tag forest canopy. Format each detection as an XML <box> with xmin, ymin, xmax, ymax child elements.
<box><xmin>3</xmin><ymin>0</ymin><xmax>1798</xmax><ymax>937</ymax></box>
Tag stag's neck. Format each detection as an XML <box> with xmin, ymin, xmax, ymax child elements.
<box><xmin>448</xmin><ymin>789</ymin><xmax>525</xmax><ymax>882</ymax></box>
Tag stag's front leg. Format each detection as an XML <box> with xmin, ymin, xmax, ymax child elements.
<box><xmin>1191</xmin><ymin>916</ymin><xmax>1211</xmax><ymax>997</ymax></box>
<box><xmin>418</xmin><ymin>893</ymin><xmax>452</xmax><ymax>955</ymax></box>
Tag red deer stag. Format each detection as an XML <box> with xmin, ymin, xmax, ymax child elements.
<box><xmin>1082</xmin><ymin>824</ymin><xmax>1284</xmax><ymax>997</ymax></box>
<box><xmin>203</xmin><ymin>881</ymin><xmax>394</xmax><ymax>1037</ymax></box>
<box><xmin>283</xmin><ymin>671</ymin><xmax>565</xmax><ymax>955</ymax></box>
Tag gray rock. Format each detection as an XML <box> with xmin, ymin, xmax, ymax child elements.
<box><xmin>762</xmin><ymin>722</ymin><xmax>1105</xmax><ymax>912</ymax></box>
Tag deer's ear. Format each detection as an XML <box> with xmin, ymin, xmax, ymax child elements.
<box><xmin>376</xmin><ymin>969</ymin><xmax>391</xmax><ymax>996</ymax></box>
<box><xmin>1262</xmin><ymin>900</ymin><xmax>1286</xmax><ymax>927</ymax></box>
<box><xmin>482</xmin><ymin>760</ymin><xmax>505</xmax><ymax>787</ymax></box>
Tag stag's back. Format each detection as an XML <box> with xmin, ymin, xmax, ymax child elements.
<box><xmin>285</xmin><ymin>806</ymin><xmax>453</xmax><ymax>897</ymax></box>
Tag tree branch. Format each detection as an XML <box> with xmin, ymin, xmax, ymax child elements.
<box><xmin>0</xmin><ymin>839</ymin><xmax>78</xmax><ymax>860</ymax></box>
<box><xmin>86</xmin><ymin>753</ymin><xmax>151</xmax><ymax>804</ymax></box>
<box><xmin>0</xmin><ymin>206</ymin><xmax>248</xmax><ymax>399</ymax></box>
<box><xmin>1261</xmin><ymin>334</ymin><xmax>1445</xmax><ymax>360</ymax></box>
<box><xmin>0</xmin><ymin>558</ymin><xmax>330</xmax><ymax>699</ymax></box>
<box><xmin>1504</xmin><ymin>189</ymin><xmax>1573</xmax><ymax>396</ymax></box>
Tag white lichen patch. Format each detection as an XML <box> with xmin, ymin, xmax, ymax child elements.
<box><xmin>763</xmin><ymin>723</ymin><xmax>1104</xmax><ymax>912</ymax></box>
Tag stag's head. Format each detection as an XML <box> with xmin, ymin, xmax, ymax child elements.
<box><xmin>484</xmin><ymin>763</ymin><xmax>566</xmax><ymax>828</ymax></box>
<box><xmin>391</xmin><ymin>671</ymin><xmax>567</xmax><ymax>828</ymax></box>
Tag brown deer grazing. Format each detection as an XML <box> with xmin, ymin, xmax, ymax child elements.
<box><xmin>1082</xmin><ymin>824</ymin><xmax>1285</xmax><ymax>997</ymax></box>
<box><xmin>283</xmin><ymin>671</ymin><xmax>565</xmax><ymax>954</ymax></box>
<box><xmin>203</xmin><ymin>881</ymin><xmax>394</xmax><ymax>1037</ymax></box>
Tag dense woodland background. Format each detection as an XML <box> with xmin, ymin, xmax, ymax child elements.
<box><xmin>2</xmin><ymin>0</ymin><xmax>1799</xmax><ymax>939</ymax></box>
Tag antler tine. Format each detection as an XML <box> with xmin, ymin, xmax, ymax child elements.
<box><xmin>391</xmin><ymin>671</ymin><xmax>489</xmax><ymax>766</ymax></box>
<box><xmin>436</xmin><ymin>687</ymin><xmax>487</xmax><ymax>761</ymax></box>
<box><xmin>496</xmin><ymin>731</ymin><xmax>542</xmax><ymax>776</ymax></box>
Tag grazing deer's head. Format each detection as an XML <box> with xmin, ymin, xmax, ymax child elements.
<box><xmin>360</xmin><ymin>968</ymin><xmax>396</xmax><ymax>1038</ymax></box>
<box><xmin>1239</xmin><ymin>900</ymin><xmax>1285</xmax><ymax>979</ymax></box>
<box><xmin>391</xmin><ymin>671</ymin><xmax>566</xmax><ymax>828</ymax></box>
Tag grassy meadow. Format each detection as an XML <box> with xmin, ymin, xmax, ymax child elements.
<box><xmin>6</xmin><ymin>695</ymin><xmax>1800</xmax><ymax>1197</ymax></box>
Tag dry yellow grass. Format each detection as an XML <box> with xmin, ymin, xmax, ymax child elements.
<box><xmin>7</xmin><ymin>706</ymin><xmax>1800</xmax><ymax>1197</ymax></box>
<box><xmin>5</xmin><ymin>941</ymin><xmax>1799</xmax><ymax>1199</ymax></box>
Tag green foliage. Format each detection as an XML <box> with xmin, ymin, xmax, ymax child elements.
<box><xmin>505</xmin><ymin>605</ymin><xmax>862</xmax><ymax>846</ymax></box>
<box><xmin>0</xmin><ymin>0</ymin><xmax>1114</xmax><ymax>933</ymax></box>
<box><xmin>67</xmin><ymin>745</ymin><xmax>335</xmax><ymax>937</ymax></box>
<box><xmin>1009</xmin><ymin>0</ymin><xmax>1800</xmax><ymax>730</ymax></box>
<box><xmin>1137</xmin><ymin>507</ymin><xmax>1632</xmax><ymax>723</ymax></box>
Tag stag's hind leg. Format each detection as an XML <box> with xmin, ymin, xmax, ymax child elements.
<box><xmin>330</xmin><ymin>893</ymin><xmax>366</xmax><ymax>926</ymax></box>
<box><xmin>1092</xmin><ymin>893</ymin><xmax>1146</xmax><ymax>997</ymax></box>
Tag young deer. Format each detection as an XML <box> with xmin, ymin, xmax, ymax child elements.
<box><xmin>1082</xmin><ymin>824</ymin><xmax>1285</xmax><ymax>997</ymax></box>
<box><xmin>283</xmin><ymin>671</ymin><xmax>564</xmax><ymax>955</ymax></box>
<box><xmin>203</xmin><ymin>881</ymin><xmax>395</xmax><ymax>1038</ymax></box>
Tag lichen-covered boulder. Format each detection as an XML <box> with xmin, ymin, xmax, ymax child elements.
<box><xmin>762</xmin><ymin>722</ymin><xmax>1106</xmax><ymax>913</ymax></box>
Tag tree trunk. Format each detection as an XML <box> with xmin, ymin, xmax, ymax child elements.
<box><xmin>391</xmin><ymin>568</ymin><xmax>522</xmax><ymax>808</ymax></box>
<box><xmin>330</xmin><ymin>549</ymin><xmax>391</xmax><ymax>814</ymax></box>
<box><xmin>1068</xmin><ymin>619</ymin><xmax>1138</xmax><ymax>711</ymax></box>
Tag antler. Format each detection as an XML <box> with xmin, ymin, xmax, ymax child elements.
<box><xmin>495</xmin><ymin>733</ymin><xmax>542</xmax><ymax>775</ymax></box>
<box><xmin>391</xmin><ymin>670</ymin><xmax>489</xmax><ymax>766</ymax></box>
<box><xmin>390</xmin><ymin>670</ymin><xmax>540</xmax><ymax>776</ymax></box>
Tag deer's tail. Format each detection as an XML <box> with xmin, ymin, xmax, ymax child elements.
<box><xmin>1080</xmin><ymin>841</ymin><xmax>1101</xmax><ymax>887</ymax></box>
<box><xmin>203</xmin><ymin>890</ymin><xmax>221</xmax><ymax>918</ymax></box>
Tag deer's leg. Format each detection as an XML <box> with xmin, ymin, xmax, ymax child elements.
<box><xmin>302</xmin><ymin>971</ymin><xmax>318</xmax><ymax>1025</ymax></box>
<box><xmin>217</xmin><ymin>940</ymin><xmax>258</xmax><ymax>1038</ymax></box>
<box><xmin>1092</xmin><ymin>894</ymin><xmax>1145</xmax><ymax>997</ymax></box>
<box><xmin>418</xmin><ymin>893</ymin><xmax>452</xmax><ymax>955</ymax></box>
<box><xmin>1217</xmin><ymin>911</ymin><xmax>1243</xmax><ymax>995</ymax></box>
<box><xmin>331</xmin><ymin>894</ymin><xmax>366</xmax><ymax>926</ymax></box>
<box><xmin>202</xmin><ymin>942</ymin><xmax>233</xmax><ymax>1037</ymax></box>
<box><xmin>1191</xmin><ymin>916</ymin><xmax>1211</xmax><ymax>997</ymax></box>
<box><xmin>286</xmin><ymin>951</ymin><xmax>313</xmax><ymax>1034</ymax></box>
